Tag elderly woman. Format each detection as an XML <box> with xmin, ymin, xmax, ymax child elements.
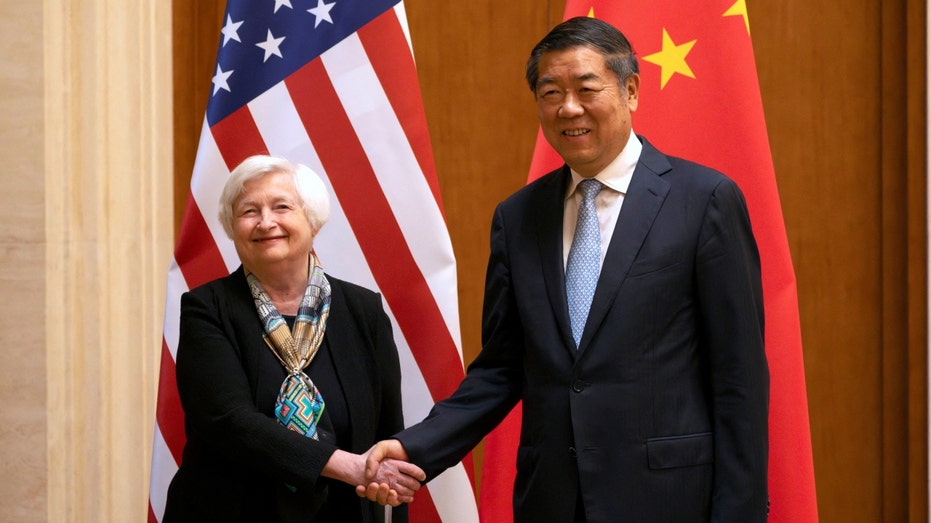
<box><xmin>164</xmin><ymin>155</ymin><xmax>424</xmax><ymax>522</ymax></box>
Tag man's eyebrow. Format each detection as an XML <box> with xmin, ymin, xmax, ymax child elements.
<box><xmin>576</xmin><ymin>72</ymin><xmax>602</xmax><ymax>82</ymax></box>
<box><xmin>536</xmin><ymin>72</ymin><xmax>604</xmax><ymax>87</ymax></box>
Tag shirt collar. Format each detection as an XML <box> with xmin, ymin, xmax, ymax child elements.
<box><xmin>566</xmin><ymin>131</ymin><xmax>642</xmax><ymax>198</ymax></box>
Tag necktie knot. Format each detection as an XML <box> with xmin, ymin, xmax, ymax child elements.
<box><xmin>578</xmin><ymin>178</ymin><xmax>603</xmax><ymax>201</ymax></box>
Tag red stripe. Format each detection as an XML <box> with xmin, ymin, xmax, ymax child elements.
<box><xmin>285</xmin><ymin>59</ymin><xmax>464</xmax><ymax>403</ymax></box>
<box><xmin>174</xmin><ymin>195</ymin><xmax>229</xmax><ymax>289</ymax></box>
<box><xmin>155</xmin><ymin>339</ymin><xmax>186</xmax><ymax>464</ymax></box>
<box><xmin>358</xmin><ymin>16</ymin><xmax>478</xmax><ymax>486</ymax></box>
<box><xmin>409</xmin><ymin>483</ymin><xmax>442</xmax><ymax>523</ymax></box>
<box><xmin>358</xmin><ymin>11</ymin><xmax>445</xmax><ymax>217</ymax></box>
<box><xmin>210</xmin><ymin>105</ymin><xmax>269</xmax><ymax>170</ymax></box>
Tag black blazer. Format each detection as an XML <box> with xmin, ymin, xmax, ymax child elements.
<box><xmin>164</xmin><ymin>267</ymin><xmax>406</xmax><ymax>523</ymax></box>
<box><xmin>397</xmin><ymin>137</ymin><xmax>769</xmax><ymax>522</ymax></box>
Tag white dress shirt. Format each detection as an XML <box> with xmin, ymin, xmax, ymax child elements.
<box><xmin>563</xmin><ymin>131</ymin><xmax>643</xmax><ymax>270</ymax></box>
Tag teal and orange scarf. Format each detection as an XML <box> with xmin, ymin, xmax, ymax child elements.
<box><xmin>246</xmin><ymin>253</ymin><xmax>330</xmax><ymax>440</ymax></box>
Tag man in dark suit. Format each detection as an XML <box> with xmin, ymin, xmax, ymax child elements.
<box><xmin>361</xmin><ymin>17</ymin><xmax>769</xmax><ymax>522</ymax></box>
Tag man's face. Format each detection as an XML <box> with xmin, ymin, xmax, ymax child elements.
<box><xmin>535</xmin><ymin>46</ymin><xmax>639</xmax><ymax>178</ymax></box>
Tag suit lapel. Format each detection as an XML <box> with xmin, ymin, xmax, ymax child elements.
<box><xmin>579</xmin><ymin>138</ymin><xmax>672</xmax><ymax>352</ymax></box>
<box><xmin>534</xmin><ymin>167</ymin><xmax>578</xmax><ymax>352</ymax></box>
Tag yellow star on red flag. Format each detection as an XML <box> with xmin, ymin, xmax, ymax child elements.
<box><xmin>724</xmin><ymin>0</ymin><xmax>751</xmax><ymax>35</ymax></box>
<box><xmin>642</xmin><ymin>28</ymin><xmax>697</xmax><ymax>89</ymax></box>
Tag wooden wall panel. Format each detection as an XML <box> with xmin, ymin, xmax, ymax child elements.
<box><xmin>172</xmin><ymin>1</ymin><xmax>926</xmax><ymax>521</ymax></box>
<box><xmin>749</xmin><ymin>0</ymin><xmax>926</xmax><ymax>521</ymax></box>
<box><xmin>750</xmin><ymin>1</ymin><xmax>884</xmax><ymax>520</ymax></box>
<box><xmin>903</xmin><ymin>2</ymin><xmax>928</xmax><ymax>521</ymax></box>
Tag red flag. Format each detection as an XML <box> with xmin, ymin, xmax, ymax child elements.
<box><xmin>480</xmin><ymin>2</ymin><xmax>818</xmax><ymax>522</ymax></box>
<box><xmin>148</xmin><ymin>2</ymin><xmax>478</xmax><ymax>522</ymax></box>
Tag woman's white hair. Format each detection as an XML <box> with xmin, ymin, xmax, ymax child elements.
<box><xmin>217</xmin><ymin>155</ymin><xmax>331</xmax><ymax>239</ymax></box>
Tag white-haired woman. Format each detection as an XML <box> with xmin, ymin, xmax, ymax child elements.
<box><xmin>164</xmin><ymin>155</ymin><xmax>423</xmax><ymax>522</ymax></box>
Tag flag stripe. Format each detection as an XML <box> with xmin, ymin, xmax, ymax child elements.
<box><xmin>319</xmin><ymin>33</ymin><xmax>463</xmax><ymax>353</ymax></box>
<box><xmin>210</xmin><ymin>104</ymin><xmax>269</xmax><ymax>170</ymax></box>
<box><xmin>409</xmin><ymin>480</ymin><xmax>442</xmax><ymax>523</ymax></box>
<box><xmin>358</xmin><ymin>9</ymin><xmax>445</xmax><ymax>214</ymax></box>
<box><xmin>148</xmin><ymin>423</ymin><xmax>177</xmax><ymax>519</ymax></box>
<box><xmin>173</xmin><ymin>198</ymin><xmax>228</xmax><ymax>290</ymax></box>
<box><xmin>188</xmin><ymin>122</ymin><xmax>242</xmax><ymax>273</ymax></box>
<box><xmin>286</xmin><ymin>58</ymin><xmax>464</xmax><ymax>403</ymax></box>
<box><xmin>155</xmin><ymin>340</ymin><xmax>185</xmax><ymax>463</ymax></box>
<box><xmin>428</xmin><ymin>465</ymin><xmax>481</xmax><ymax>522</ymax></box>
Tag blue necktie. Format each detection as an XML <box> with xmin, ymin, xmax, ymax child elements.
<box><xmin>566</xmin><ymin>178</ymin><xmax>603</xmax><ymax>348</ymax></box>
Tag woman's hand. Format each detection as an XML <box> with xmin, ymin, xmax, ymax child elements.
<box><xmin>355</xmin><ymin>440</ymin><xmax>426</xmax><ymax>505</ymax></box>
<box><xmin>323</xmin><ymin>446</ymin><xmax>425</xmax><ymax>506</ymax></box>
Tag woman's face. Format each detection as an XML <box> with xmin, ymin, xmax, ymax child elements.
<box><xmin>231</xmin><ymin>170</ymin><xmax>315</xmax><ymax>274</ymax></box>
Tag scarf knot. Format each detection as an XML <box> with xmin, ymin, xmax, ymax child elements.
<box><xmin>246</xmin><ymin>254</ymin><xmax>330</xmax><ymax>440</ymax></box>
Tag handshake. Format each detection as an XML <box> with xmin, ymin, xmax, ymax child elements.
<box><xmin>349</xmin><ymin>439</ymin><xmax>425</xmax><ymax>507</ymax></box>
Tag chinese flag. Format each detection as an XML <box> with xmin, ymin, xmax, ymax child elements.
<box><xmin>479</xmin><ymin>1</ymin><xmax>819</xmax><ymax>522</ymax></box>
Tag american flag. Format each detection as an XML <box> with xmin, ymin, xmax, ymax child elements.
<box><xmin>147</xmin><ymin>1</ymin><xmax>479</xmax><ymax>521</ymax></box>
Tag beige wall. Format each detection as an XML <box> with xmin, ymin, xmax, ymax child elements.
<box><xmin>0</xmin><ymin>0</ymin><xmax>174</xmax><ymax>520</ymax></box>
<box><xmin>0</xmin><ymin>0</ymin><xmax>47</xmax><ymax>520</ymax></box>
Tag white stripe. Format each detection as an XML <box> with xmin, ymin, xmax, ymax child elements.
<box><xmin>321</xmin><ymin>35</ymin><xmax>463</xmax><ymax>354</ymax></box>
<box><xmin>248</xmin><ymin>83</ymin><xmax>310</xmax><ymax>157</ymax></box>
<box><xmin>393</xmin><ymin>3</ymin><xmax>414</xmax><ymax>58</ymax></box>
<box><xmin>430</xmin><ymin>464</ymin><xmax>480</xmax><ymax>523</ymax></box>
<box><xmin>148</xmin><ymin>424</ymin><xmax>179</xmax><ymax>520</ymax></box>
<box><xmin>162</xmin><ymin>259</ymin><xmax>186</xmax><ymax>359</ymax></box>
<box><xmin>189</xmin><ymin>120</ymin><xmax>239</xmax><ymax>273</ymax></box>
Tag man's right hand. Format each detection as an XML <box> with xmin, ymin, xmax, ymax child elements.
<box><xmin>356</xmin><ymin>439</ymin><xmax>423</xmax><ymax>505</ymax></box>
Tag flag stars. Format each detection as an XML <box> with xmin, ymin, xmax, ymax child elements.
<box><xmin>642</xmin><ymin>28</ymin><xmax>697</xmax><ymax>89</ymax></box>
<box><xmin>212</xmin><ymin>65</ymin><xmax>234</xmax><ymax>95</ymax></box>
<box><xmin>220</xmin><ymin>15</ymin><xmax>243</xmax><ymax>46</ymax></box>
<box><xmin>724</xmin><ymin>0</ymin><xmax>751</xmax><ymax>35</ymax></box>
<box><xmin>256</xmin><ymin>29</ymin><xmax>286</xmax><ymax>62</ymax></box>
<box><xmin>308</xmin><ymin>0</ymin><xmax>336</xmax><ymax>28</ymax></box>
<box><xmin>273</xmin><ymin>0</ymin><xmax>293</xmax><ymax>13</ymax></box>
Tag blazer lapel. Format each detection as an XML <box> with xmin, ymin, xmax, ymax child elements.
<box><xmin>534</xmin><ymin>167</ymin><xmax>578</xmax><ymax>353</ymax></box>
<box><xmin>320</xmin><ymin>280</ymin><xmax>372</xmax><ymax>452</ymax></box>
<box><xmin>579</xmin><ymin>138</ymin><xmax>672</xmax><ymax>351</ymax></box>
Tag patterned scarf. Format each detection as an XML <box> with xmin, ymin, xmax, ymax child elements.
<box><xmin>246</xmin><ymin>253</ymin><xmax>330</xmax><ymax>440</ymax></box>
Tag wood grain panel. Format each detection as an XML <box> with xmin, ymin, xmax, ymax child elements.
<box><xmin>750</xmin><ymin>1</ymin><xmax>886</xmax><ymax>520</ymax></box>
<box><xmin>750</xmin><ymin>0</ymin><xmax>926</xmax><ymax>520</ymax></box>
<box><xmin>904</xmin><ymin>1</ymin><xmax>928</xmax><ymax>521</ymax></box>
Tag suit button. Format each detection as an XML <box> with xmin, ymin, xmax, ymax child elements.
<box><xmin>572</xmin><ymin>380</ymin><xmax>584</xmax><ymax>392</ymax></box>
<box><xmin>569</xmin><ymin>447</ymin><xmax>577</xmax><ymax>458</ymax></box>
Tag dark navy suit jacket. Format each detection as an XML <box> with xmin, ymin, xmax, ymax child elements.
<box><xmin>398</xmin><ymin>137</ymin><xmax>769</xmax><ymax>523</ymax></box>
